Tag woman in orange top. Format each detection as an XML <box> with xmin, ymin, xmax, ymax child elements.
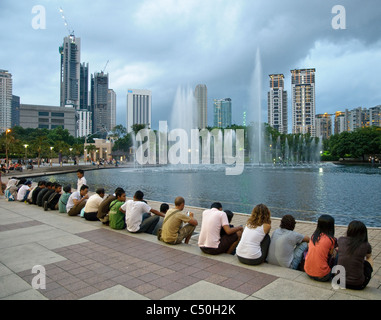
<box><xmin>304</xmin><ymin>215</ymin><xmax>337</xmax><ymax>282</ymax></box>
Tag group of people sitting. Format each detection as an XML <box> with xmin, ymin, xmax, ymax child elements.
<box><xmin>3</xmin><ymin>169</ymin><xmax>374</xmax><ymax>291</ymax></box>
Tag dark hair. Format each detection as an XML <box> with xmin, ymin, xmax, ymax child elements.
<box><xmin>114</xmin><ymin>187</ymin><xmax>125</xmax><ymax>194</ymax></box>
<box><xmin>80</xmin><ymin>184</ymin><xmax>89</xmax><ymax>191</ymax></box>
<box><xmin>96</xmin><ymin>188</ymin><xmax>105</xmax><ymax>195</ymax></box>
<box><xmin>38</xmin><ymin>181</ymin><xmax>46</xmax><ymax>186</ymax></box>
<box><xmin>311</xmin><ymin>215</ymin><xmax>335</xmax><ymax>245</ymax></box>
<box><xmin>224</xmin><ymin>210</ymin><xmax>234</xmax><ymax>223</ymax></box>
<box><xmin>46</xmin><ymin>181</ymin><xmax>52</xmax><ymax>187</ymax></box>
<box><xmin>134</xmin><ymin>190</ymin><xmax>144</xmax><ymax>200</ymax></box>
<box><xmin>280</xmin><ymin>215</ymin><xmax>296</xmax><ymax>231</ymax></box>
<box><xmin>211</xmin><ymin>202</ymin><xmax>222</xmax><ymax>210</ymax></box>
<box><xmin>115</xmin><ymin>188</ymin><xmax>125</xmax><ymax>198</ymax></box>
<box><xmin>55</xmin><ymin>183</ymin><xmax>62</xmax><ymax>189</ymax></box>
<box><xmin>346</xmin><ymin>220</ymin><xmax>369</xmax><ymax>255</ymax></box>
<box><xmin>77</xmin><ymin>169</ymin><xmax>84</xmax><ymax>175</ymax></box>
<box><xmin>63</xmin><ymin>185</ymin><xmax>71</xmax><ymax>193</ymax></box>
<box><xmin>160</xmin><ymin>203</ymin><xmax>170</xmax><ymax>213</ymax></box>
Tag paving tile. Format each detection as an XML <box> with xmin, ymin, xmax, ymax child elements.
<box><xmin>252</xmin><ymin>278</ymin><xmax>334</xmax><ymax>300</ymax></box>
<box><xmin>80</xmin><ymin>285</ymin><xmax>149</xmax><ymax>300</ymax></box>
<box><xmin>0</xmin><ymin>273</ymin><xmax>32</xmax><ymax>299</ymax></box>
<box><xmin>163</xmin><ymin>280</ymin><xmax>248</xmax><ymax>300</ymax></box>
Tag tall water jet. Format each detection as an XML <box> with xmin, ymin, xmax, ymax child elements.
<box><xmin>170</xmin><ymin>86</ymin><xmax>198</xmax><ymax>164</ymax></box>
<box><xmin>248</xmin><ymin>49</ymin><xmax>264</xmax><ymax>164</ymax></box>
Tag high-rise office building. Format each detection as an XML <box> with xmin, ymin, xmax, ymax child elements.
<box><xmin>59</xmin><ymin>35</ymin><xmax>81</xmax><ymax>109</ymax></box>
<box><xmin>195</xmin><ymin>84</ymin><xmax>207</xmax><ymax>129</ymax></box>
<box><xmin>76</xmin><ymin>110</ymin><xmax>92</xmax><ymax>137</ymax></box>
<box><xmin>126</xmin><ymin>89</ymin><xmax>152</xmax><ymax>133</ymax></box>
<box><xmin>11</xmin><ymin>95</ymin><xmax>20</xmax><ymax>127</ymax></box>
<box><xmin>90</xmin><ymin>72</ymin><xmax>109</xmax><ymax>134</ymax></box>
<box><xmin>291</xmin><ymin>68</ymin><xmax>316</xmax><ymax>137</ymax></box>
<box><xmin>268</xmin><ymin>74</ymin><xmax>288</xmax><ymax>134</ymax></box>
<box><xmin>80</xmin><ymin>62</ymin><xmax>89</xmax><ymax>110</ymax></box>
<box><xmin>213</xmin><ymin>98</ymin><xmax>232</xmax><ymax>128</ymax></box>
<box><xmin>315</xmin><ymin>113</ymin><xmax>333</xmax><ymax>139</ymax></box>
<box><xmin>108</xmin><ymin>89</ymin><xmax>116</xmax><ymax>131</ymax></box>
<box><xmin>0</xmin><ymin>69</ymin><xmax>12</xmax><ymax>132</ymax></box>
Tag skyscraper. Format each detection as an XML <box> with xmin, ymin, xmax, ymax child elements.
<box><xmin>59</xmin><ymin>35</ymin><xmax>81</xmax><ymax>109</ymax></box>
<box><xmin>0</xmin><ymin>69</ymin><xmax>12</xmax><ymax>132</ymax></box>
<box><xmin>195</xmin><ymin>84</ymin><xmax>207</xmax><ymax>129</ymax></box>
<box><xmin>80</xmin><ymin>62</ymin><xmax>89</xmax><ymax>110</ymax></box>
<box><xmin>108</xmin><ymin>89</ymin><xmax>116</xmax><ymax>131</ymax></box>
<box><xmin>268</xmin><ymin>74</ymin><xmax>288</xmax><ymax>134</ymax></box>
<box><xmin>213</xmin><ymin>98</ymin><xmax>232</xmax><ymax>128</ymax></box>
<box><xmin>90</xmin><ymin>72</ymin><xmax>109</xmax><ymax>134</ymax></box>
<box><xmin>126</xmin><ymin>89</ymin><xmax>152</xmax><ymax>133</ymax></box>
<box><xmin>291</xmin><ymin>68</ymin><xmax>316</xmax><ymax>137</ymax></box>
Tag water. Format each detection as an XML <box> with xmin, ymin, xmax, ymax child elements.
<box><xmin>42</xmin><ymin>163</ymin><xmax>381</xmax><ymax>227</ymax></box>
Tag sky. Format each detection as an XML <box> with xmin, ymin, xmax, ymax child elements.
<box><xmin>1</xmin><ymin>0</ymin><xmax>381</xmax><ymax>132</ymax></box>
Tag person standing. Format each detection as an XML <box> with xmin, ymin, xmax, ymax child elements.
<box><xmin>159</xmin><ymin>197</ymin><xmax>198</xmax><ymax>245</ymax></box>
<box><xmin>76</xmin><ymin>169</ymin><xmax>87</xmax><ymax>191</ymax></box>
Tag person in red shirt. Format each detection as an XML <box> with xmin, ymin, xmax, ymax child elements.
<box><xmin>304</xmin><ymin>215</ymin><xmax>337</xmax><ymax>282</ymax></box>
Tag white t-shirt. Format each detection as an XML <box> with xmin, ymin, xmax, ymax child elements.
<box><xmin>84</xmin><ymin>193</ymin><xmax>104</xmax><ymax>213</ymax></box>
<box><xmin>17</xmin><ymin>185</ymin><xmax>30</xmax><ymax>201</ymax></box>
<box><xmin>121</xmin><ymin>200</ymin><xmax>151</xmax><ymax>232</ymax></box>
<box><xmin>66</xmin><ymin>191</ymin><xmax>81</xmax><ymax>211</ymax></box>
<box><xmin>198</xmin><ymin>208</ymin><xmax>229</xmax><ymax>249</ymax></box>
<box><xmin>77</xmin><ymin>177</ymin><xmax>87</xmax><ymax>191</ymax></box>
<box><xmin>236</xmin><ymin>225</ymin><xmax>266</xmax><ymax>259</ymax></box>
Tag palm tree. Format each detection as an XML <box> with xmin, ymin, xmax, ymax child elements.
<box><xmin>30</xmin><ymin>136</ymin><xmax>49</xmax><ymax>167</ymax></box>
<box><xmin>85</xmin><ymin>144</ymin><xmax>96</xmax><ymax>162</ymax></box>
<box><xmin>54</xmin><ymin>141</ymin><xmax>70</xmax><ymax>167</ymax></box>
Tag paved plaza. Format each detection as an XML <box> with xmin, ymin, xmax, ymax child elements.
<box><xmin>1</xmin><ymin>192</ymin><xmax>380</xmax><ymax>301</ymax></box>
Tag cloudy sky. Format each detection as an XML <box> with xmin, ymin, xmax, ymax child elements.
<box><xmin>1</xmin><ymin>0</ymin><xmax>381</xmax><ymax>132</ymax></box>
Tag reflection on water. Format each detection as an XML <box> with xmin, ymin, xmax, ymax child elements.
<box><xmin>42</xmin><ymin>163</ymin><xmax>381</xmax><ymax>227</ymax></box>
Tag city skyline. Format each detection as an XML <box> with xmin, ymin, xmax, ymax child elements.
<box><xmin>1</xmin><ymin>1</ymin><xmax>381</xmax><ymax>132</ymax></box>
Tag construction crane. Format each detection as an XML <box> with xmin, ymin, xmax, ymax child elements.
<box><xmin>102</xmin><ymin>60</ymin><xmax>109</xmax><ymax>74</ymax></box>
<box><xmin>59</xmin><ymin>7</ymin><xmax>74</xmax><ymax>36</ymax></box>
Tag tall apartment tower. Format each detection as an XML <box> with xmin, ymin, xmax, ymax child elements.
<box><xmin>59</xmin><ymin>35</ymin><xmax>81</xmax><ymax>108</ymax></box>
<box><xmin>0</xmin><ymin>69</ymin><xmax>12</xmax><ymax>132</ymax></box>
<box><xmin>90</xmin><ymin>72</ymin><xmax>109</xmax><ymax>134</ymax></box>
<box><xmin>213</xmin><ymin>98</ymin><xmax>232</xmax><ymax>128</ymax></box>
<box><xmin>315</xmin><ymin>113</ymin><xmax>333</xmax><ymax>140</ymax></box>
<box><xmin>268</xmin><ymin>74</ymin><xmax>288</xmax><ymax>134</ymax></box>
<box><xmin>291</xmin><ymin>68</ymin><xmax>316</xmax><ymax>137</ymax></box>
<box><xmin>108</xmin><ymin>89</ymin><xmax>116</xmax><ymax>131</ymax></box>
<box><xmin>194</xmin><ymin>84</ymin><xmax>207</xmax><ymax>129</ymax></box>
<box><xmin>126</xmin><ymin>89</ymin><xmax>152</xmax><ymax>133</ymax></box>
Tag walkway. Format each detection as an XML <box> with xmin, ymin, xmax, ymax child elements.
<box><xmin>0</xmin><ymin>197</ymin><xmax>380</xmax><ymax>301</ymax></box>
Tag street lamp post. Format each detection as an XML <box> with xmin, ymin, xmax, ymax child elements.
<box><xmin>24</xmin><ymin>144</ymin><xmax>29</xmax><ymax>164</ymax></box>
<box><xmin>5</xmin><ymin>129</ymin><xmax>11</xmax><ymax>169</ymax></box>
<box><xmin>50</xmin><ymin>146</ymin><xmax>54</xmax><ymax>167</ymax></box>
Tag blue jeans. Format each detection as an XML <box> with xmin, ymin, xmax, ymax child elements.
<box><xmin>137</xmin><ymin>213</ymin><xmax>160</xmax><ymax>234</ymax></box>
<box><xmin>290</xmin><ymin>242</ymin><xmax>308</xmax><ymax>270</ymax></box>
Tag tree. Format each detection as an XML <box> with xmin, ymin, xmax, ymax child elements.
<box><xmin>30</xmin><ymin>136</ymin><xmax>50</xmax><ymax>167</ymax></box>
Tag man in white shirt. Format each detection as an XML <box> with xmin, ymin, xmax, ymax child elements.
<box><xmin>84</xmin><ymin>188</ymin><xmax>105</xmax><ymax>221</ymax></box>
<box><xmin>77</xmin><ymin>169</ymin><xmax>87</xmax><ymax>191</ymax></box>
<box><xmin>120</xmin><ymin>190</ymin><xmax>164</xmax><ymax>234</ymax></box>
<box><xmin>67</xmin><ymin>185</ymin><xmax>89</xmax><ymax>216</ymax></box>
<box><xmin>198</xmin><ymin>202</ymin><xmax>243</xmax><ymax>255</ymax></box>
<box><xmin>17</xmin><ymin>181</ymin><xmax>32</xmax><ymax>202</ymax></box>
